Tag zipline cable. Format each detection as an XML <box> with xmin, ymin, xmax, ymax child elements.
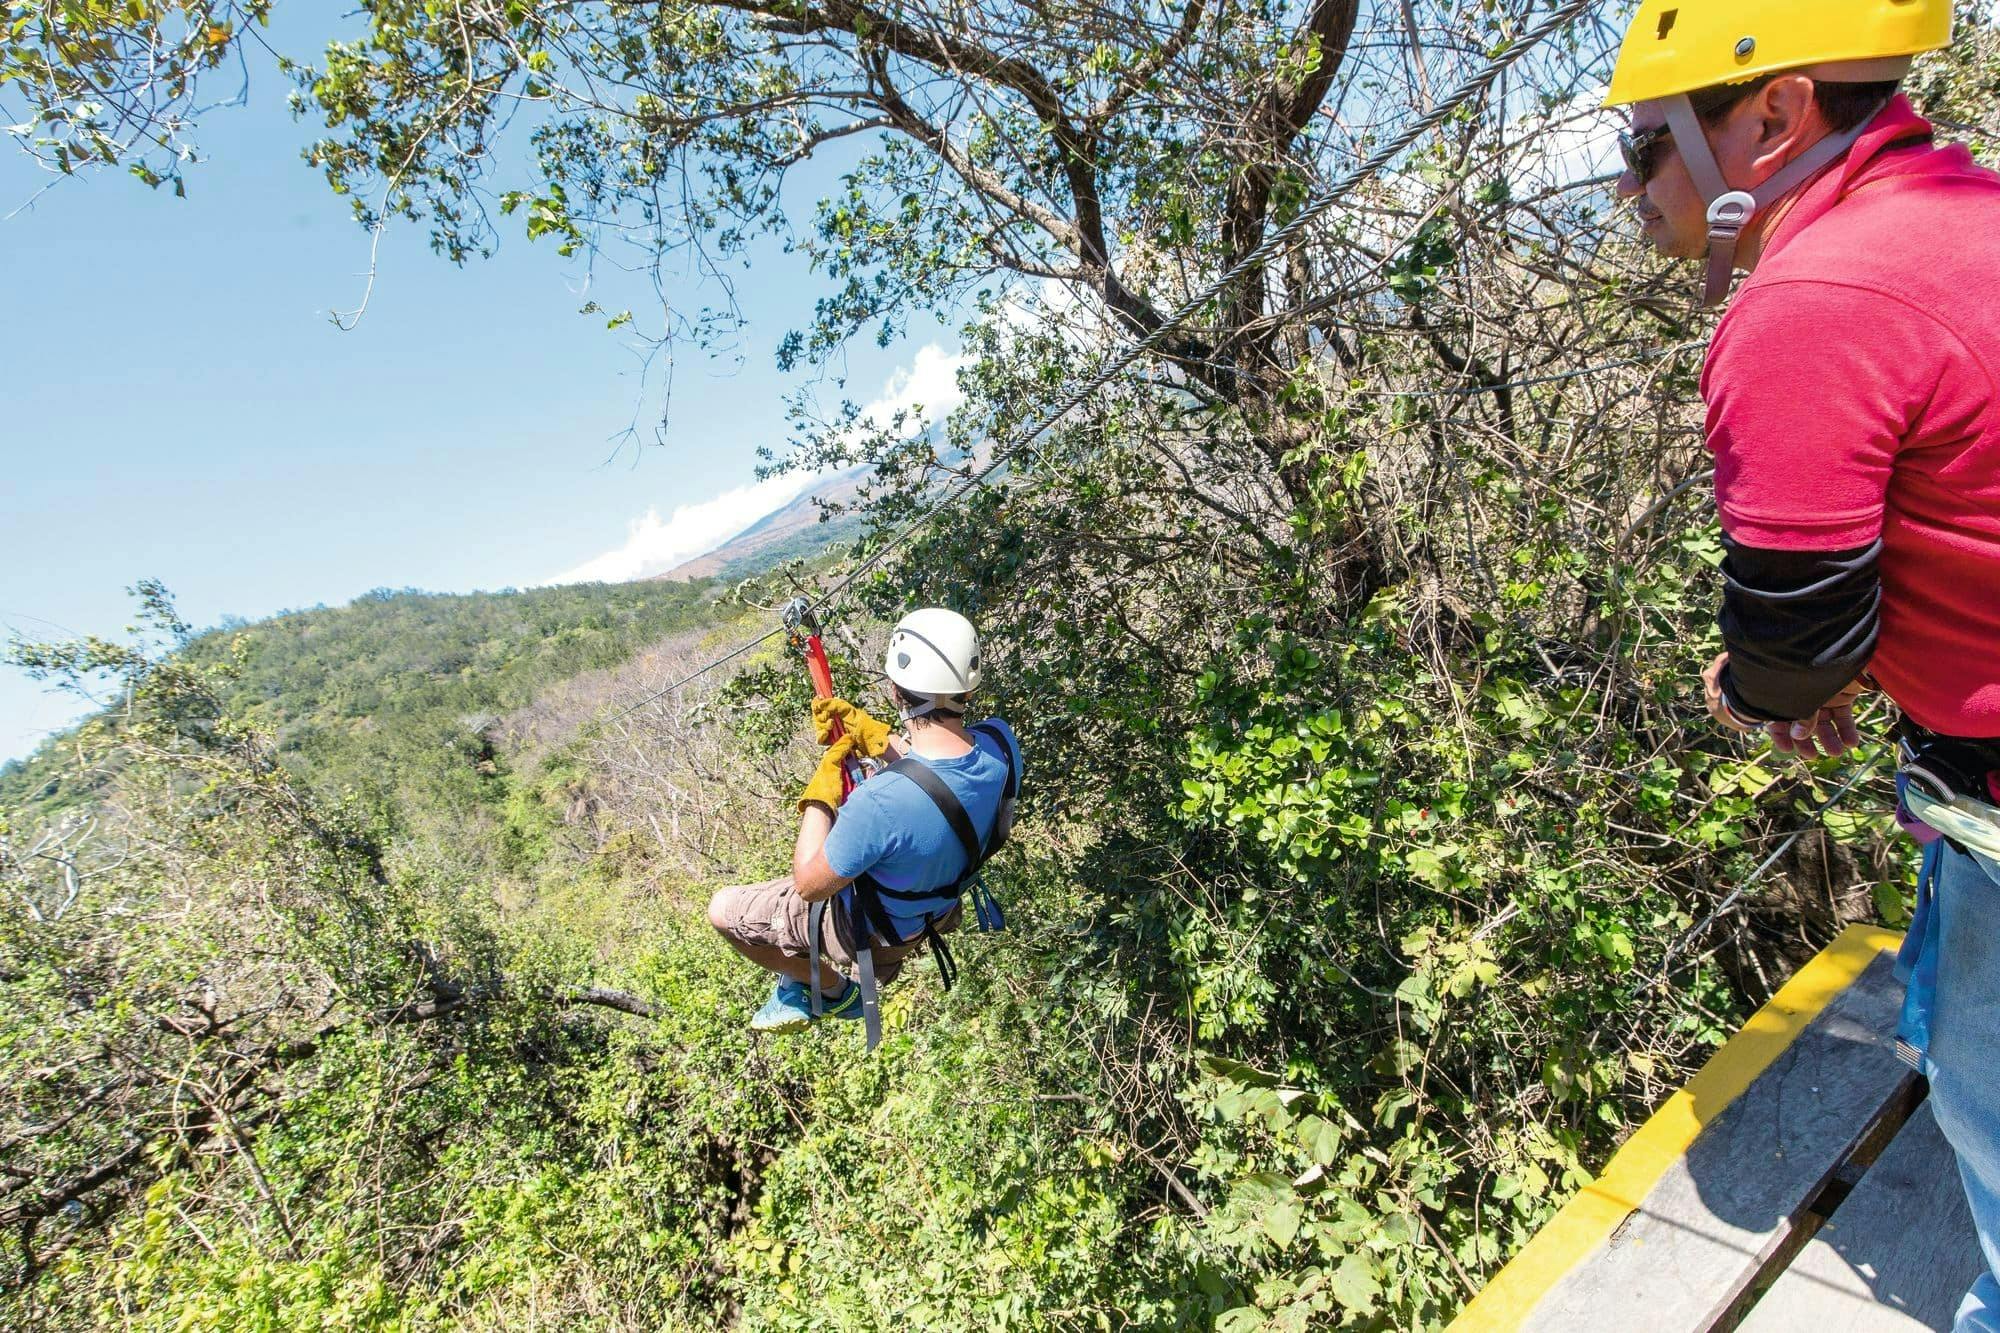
<box><xmin>599</xmin><ymin>623</ymin><xmax>791</xmax><ymax>726</ymax></box>
<box><xmin>602</xmin><ymin>0</ymin><xmax>1603</xmax><ymax>725</ymax></box>
<box><xmin>1640</xmin><ymin>746</ymin><xmax>1894</xmax><ymax>994</ymax></box>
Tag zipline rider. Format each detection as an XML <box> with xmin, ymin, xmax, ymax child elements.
<box><xmin>707</xmin><ymin>608</ymin><xmax>1022</xmax><ymax>1039</ymax></box>
<box><xmin>1607</xmin><ymin>2</ymin><xmax>2000</xmax><ymax>1326</ymax></box>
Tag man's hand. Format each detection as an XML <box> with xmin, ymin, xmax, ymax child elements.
<box><xmin>1768</xmin><ymin>675</ymin><xmax>1867</xmax><ymax>760</ymax></box>
<box><xmin>799</xmin><ymin>735</ymin><xmax>861</xmax><ymax>812</ymax></box>
<box><xmin>1702</xmin><ymin>653</ymin><xmax>1761</xmax><ymax>734</ymax></box>
<box><xmin>811</xmin><ymin>697</ymin><xmax>892</xmax><ymax>757</ymax></box>
<box><xmin>1703</xmin><ymin>653</ymin><xmax>1869</xmax><ymax>759</ymax></box>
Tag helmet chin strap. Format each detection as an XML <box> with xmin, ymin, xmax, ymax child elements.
<box><xmin>897</xmin><ymin>695</ymin><xmax>966</xmax><ymax>723</ymax></box>
<box><xmin>1662</xmin><ymin>93</ymin><xmax>1892</xmax><ymax>306</ymax></box>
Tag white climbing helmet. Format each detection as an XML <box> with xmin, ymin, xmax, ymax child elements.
<box><xmin>883</xmin><ymin>608</ymin><xmax>981</xmax><ymax>716</ymax></box>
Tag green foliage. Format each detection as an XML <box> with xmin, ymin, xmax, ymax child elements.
<box><xmin>12</xmin><ymin>2</ymin><xmax>1992</xmax><ymax>1327</ymax></box>
<box><xmin>0</xmin><ymin>1</ymin><xmax>273</xmax><ymax>192</ymax></box>
<box><xmin>0</xmin><ymin>497</ymin><xmax>1914</xmax><ymax>1333</ymax></box>
<box><xmin>3</xmin><ymin>578</ymin><xmax>723</xmax><ymax>833</ymax></box>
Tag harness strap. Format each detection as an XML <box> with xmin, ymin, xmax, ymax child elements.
<box><xmin>968</xmin><ymin>722</ymin><xmax>1019</xmax><ymax>860</ymax></box>
<box><xmin>867</xmin><ymin>883</ymin><xmax>965</xmax><ymax>905</ymax></box>
<box><xmin>807</xmin><ymin>899</ymin><xmax>827</xmax><ymax>1019</ymax></box>
<box><xmin>970</xmin><ymin>721</ymin><xmax>1021</xmax><ymax>796</ymax></box>
<box><xmin>812</xmin><ymin>725</ymin><xmax>1022</xmax><ymax>1050</ymax></box>
<box><xmin>885</xmin><ymin>757</ymin><xmax>984</xmax><ymax>873</ymax></box>
<box><xmin>843</xmin><ymin>875</ymin><xmax>910</xmax><ymax>1051</ymax></box>
<box><xmin>970</xmin><ymin>879</ymin><xmax>1005</xmax><ymax>932</ymax></box>
<box><xmin>924</xmin><ymin>915</ymin><xmax>959</xmax><ymax>992</ymax></box>
<box><xmin>855</xmin><ymin>938</ymin><xmax>883</xmax><ymax>1049</ymax></box>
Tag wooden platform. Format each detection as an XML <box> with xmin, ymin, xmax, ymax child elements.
<box><xmin>1739</xmin><ymin>1102</ymin><xmax>1980</xmax><ymax>1331</ymax></box>
<box><xmin>1452</xmin><ymin>926</ymin><xmax>1988</xmax><ymax>1332</ymax></box>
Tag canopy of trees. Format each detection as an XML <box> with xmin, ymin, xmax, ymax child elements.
<box><xmin>7</xmin><ymin>1</ymin><xmax>2000</xmax><ymax>1328</ymax></box>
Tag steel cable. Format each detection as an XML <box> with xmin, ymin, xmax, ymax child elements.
<box><xmin>602</xmin><ymin>0</ymin><xmax>1603</xmax><ymax>725</ymax></box>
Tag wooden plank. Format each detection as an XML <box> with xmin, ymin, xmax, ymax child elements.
<box><xmin>1453</xmin><ymin>926</ymin><xmax>1908</xmax><ymax>1333</ymax></box>
<box><xmin>1516</xmin><ymin>946</ymin><xmax>1916</xmax><ymax>1333</ymax></box>
<box><xmin>1737</xmin><ymin>1101</ymin><xmax>1982</xmax><ymax>1332</ymax></box>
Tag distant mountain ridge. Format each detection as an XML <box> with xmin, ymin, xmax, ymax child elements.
<box><xmin>652</xmin><ymin>464</ymin><xmax>870</xmax><ymax>582</ymax></box>
<box><xmin>651</xmin><ymin>421</ymin><xmax>986</xmax><ymax>584</ymax></box>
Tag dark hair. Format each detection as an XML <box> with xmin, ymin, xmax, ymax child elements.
<box><xmin>1691</xmin><ymin>75</ymin><xmax>1902</xmax><ymax>133</ymax></box>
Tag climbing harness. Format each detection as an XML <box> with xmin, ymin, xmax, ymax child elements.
<box><xmin>1893</xmin><ymin>726</ymin><xmax>2000</xmax><ymax>1070</ymax></box>
<box><xmin>812</xmin><ymin>731</ymin><xmax>1017</xmax><ymax>1049</ymax></box>
<box><xmin>1896</xmin><ymin>727</ymin><xmax>2000</xmax><ymax>870</ymax></box>
<box><xmin>784</xmin><ymin>599</ymin><xmax>1019</xmax><ymax>1050</ymax></box>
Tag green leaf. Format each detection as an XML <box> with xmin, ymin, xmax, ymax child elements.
<box><xmin>1200</xmin><ymin>1054</ymin><xmax>1282</xmax><ymax>1087</ymax></box>
<box><xmin>1331</xmin><ymin>1254</ymin><xmax>1382</xmax><ymax>1313</ymax></box>
<box><xmin>1296</xmin><ymin>1114</ymin><xmax>1344</xmax><ymax>1166</ymax></box>
<box><xmin>1263</xmin><ymin>1200</ymin><xmax>1303</xmax><ymax>1249</ymax></box>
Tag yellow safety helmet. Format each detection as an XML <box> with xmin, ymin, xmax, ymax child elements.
<box><xmin>1605</xmin><ymin>0</ymin><xmax>1952</xmax><ymax>307</ymax></box>
<box><xmin>1606</xmin><ymin>0</ymin><xmax>1953</xmax><ymax>108</ymax></box>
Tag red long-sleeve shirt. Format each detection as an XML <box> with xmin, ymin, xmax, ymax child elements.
<box><xmin>1703</xmin><ymin>97</ymin><xmax>2000</xmax><ymax>737</ymax></box>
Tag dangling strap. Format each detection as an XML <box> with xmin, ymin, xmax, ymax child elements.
<box><xmin>806</xmin><ymin>887</ymin><xmax>896</xmax><ymax>1047</ymax></box>
<box><xmin>807</xmin><ymin>898</ymin><xmax>828</xmax><ymax>1019</ymax></box>
<box><xmin>969</xmin><ymin>879</ymin><xmax>1006</xmax><ymax>932</ymax></box>
<box><xmin>923</xmin><ymin>914</ymin><xmax>959</xmax><ymax>992</ymax></box>
<box><xmin>855</xmin><ymin>939</ymin><xmax>883</xmax><ymax>1050</ymax></box>
<box><xmin>845</xmin><ymin>877</ymin><xmax>910</xmax><ymax>1051</ymax></box>
<box><xmin>1664</xmin><ymin>94</ymin><xmax>1889</xmax><ymax>306</ymax></box>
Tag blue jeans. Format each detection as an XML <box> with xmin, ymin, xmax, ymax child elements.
<box><xmin>1900</xmin><ymin>840</ymin><xmax>2000</xmax><ymax>1331</ymax></box>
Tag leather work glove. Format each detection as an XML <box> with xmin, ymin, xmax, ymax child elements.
<box><xmin>812</xmin><ymin>697</ymin><xmax>892</xmax><ymax>757</ymax></box>
<box><xmin>799</xmin><ymin>734</ymin><xmax>861</xmax><ymax>812</ymax></box>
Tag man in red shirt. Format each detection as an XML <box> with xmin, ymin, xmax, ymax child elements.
<box><xmin>1608</xmin><ymin>4</ymin><xmax>2000</xmax><ymax>1327</ymax></box>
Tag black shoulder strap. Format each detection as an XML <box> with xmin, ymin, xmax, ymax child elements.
<box><xmin>966</xmin><ymin>721</ymin><xmax>1017</xmax><ymax>858</ymax></box>
<box><xmin>968</xmin><ymin>721</ymin><xmax>1019</xmax><ymax>799</ymax></box>
<box><xmin>886</xmin><ymin>758</ymin><xmax>983</xmax><ymax>874</ymax></box>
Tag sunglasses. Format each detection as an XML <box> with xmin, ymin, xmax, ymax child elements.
<box><xmin>1618</xmin><ymin>124</ymin><xmax>1674</xmax><ymax>185</ymax></box>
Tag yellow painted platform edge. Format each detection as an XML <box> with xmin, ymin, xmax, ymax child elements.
<box><xmin>1447</xmin><ymin>923</ymin><xmax>1903</xmax><ymax>1333</ymax></box>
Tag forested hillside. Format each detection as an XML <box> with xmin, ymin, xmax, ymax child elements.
<box><xmin>9</xmin><ymin>0</ymin><xmax>2000</xmax><ymax>1329</ymax></box>
<box><xmin>1</xmin><ymin>581</ymin><xmax>727</xmax><ymax>816</ymax></box>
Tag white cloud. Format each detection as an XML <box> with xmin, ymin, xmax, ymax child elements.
<box><xmin>864</xmin><ymin>342</ymin><xmax>970</xmax><ymax>429</ymax></box>
<box><xmin>544</xmin><ymin>342</ymin><xmax>969</xmax><ymax>585</ymax></box>
<box><xmin>543</xmin><ymin>473</ymin><xmax>826</xmax><ymax>585</ymax></box>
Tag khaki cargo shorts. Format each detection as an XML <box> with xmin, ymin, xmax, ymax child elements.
<box><xmin>709</xmin><ymin>875</ymin><xmax>963</xmax><ymax>985</ymax></box>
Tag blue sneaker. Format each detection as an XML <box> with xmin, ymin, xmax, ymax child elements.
<box><xmin>821</xmin><ymin>979</ymin><xmax>863</xmax><ymax>1022</ymax></box>
<box><xmin>751</xmin><ymin>979</ymin><xmax>815</xmax><ymax>1032</ymax></box>
<box><xmin>750</xmin><ymin>978</ymin><xmax>861</xmax><ymax>1032</ymax></box>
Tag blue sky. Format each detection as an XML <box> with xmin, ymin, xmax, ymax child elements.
<box><xmin>1</xmin><ymin>27</ymin><xmax>961</xmax><ymax>763</ymax></box>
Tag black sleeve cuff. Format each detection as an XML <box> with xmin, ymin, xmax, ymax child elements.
<box><xmin>1716</xmin><ymin>537</ymin><xmax>1881</xmax><ymax>723</ymax></box>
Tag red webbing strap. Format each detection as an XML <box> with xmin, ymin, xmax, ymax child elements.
<box><xmin>791</xmin><ymin>611</ymin><xmax>881</xmax><ymax>1044</ymax></box>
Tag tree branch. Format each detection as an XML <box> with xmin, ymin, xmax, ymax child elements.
<box><xmin>863</xmin><ymin>52</ymin><xmax>1081</xmax><ymax>252</ymax></box>
<box><xmin>1087</xmin><ymin>0</ymin><xmax>1209</xmax><ymax>128</ymax></box>
<box><xmin>557</xmin><ymin>986</ymin><xmax>663</xmax><ymax>1018</ymax></box>
<box><xmin>1221</xmin><ymin>0</ymin><xmax>1361</xmax><ymax>372</ymax></box>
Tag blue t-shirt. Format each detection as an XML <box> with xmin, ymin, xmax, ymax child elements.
<box><xmin>823</xmin><ymin>718</ymin><xmax>1022</xmax><ymax>934</ymax></box>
